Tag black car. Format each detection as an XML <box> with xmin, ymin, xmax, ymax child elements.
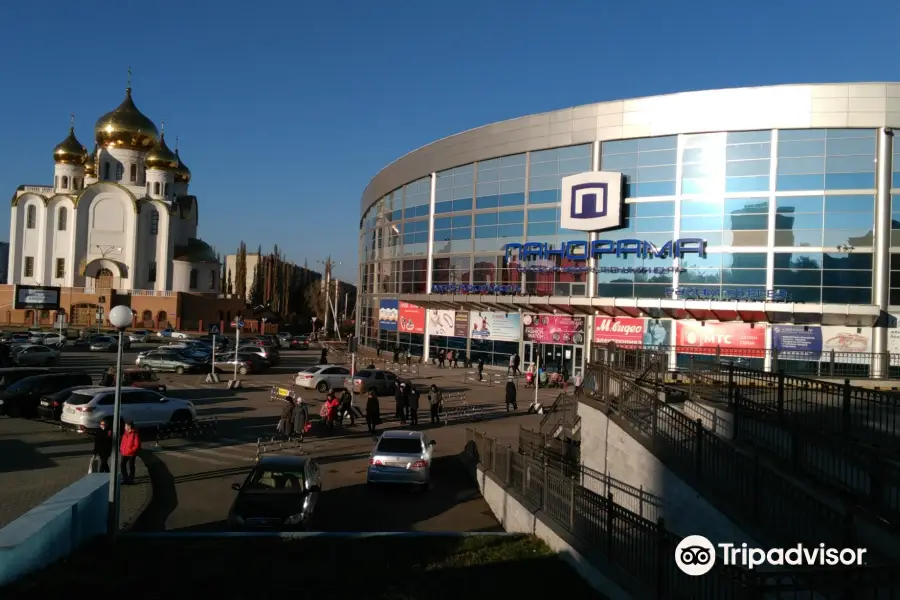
<box><xmin>228</xmin><ymin>455</ymin><xmax>322</xmax><ymax>531</ymax></box>
<box><xmin>36</xmin><ymin>384</ymin><xmax>95</xmax><ymax>421</ymax></box>
<box><xmin>290</xmin><ymin>337</ymin><xmax>310</xmax><ymax>350</ymax></box>
<box><xmin>0</xmin><ymin>371</ymin><xmax>93</xmax><ymax>418</ymax></box>
<box><xmin>0</xmin><ymin>367</ymin><xmax>51</xmax><ymax>391</ymax></box>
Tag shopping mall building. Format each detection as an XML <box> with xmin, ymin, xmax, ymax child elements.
<box><xmin>357</xmin><ymin>83</ymin><xmax>900</xmax><ymax>378</ymax></box>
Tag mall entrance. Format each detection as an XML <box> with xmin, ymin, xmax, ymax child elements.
<box><xmin>523</xmin><ymin>342</ymin><xmax>584</xmax><ymax>378</ymax></box>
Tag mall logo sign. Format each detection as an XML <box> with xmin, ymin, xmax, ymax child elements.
<box><xmin>560</xmin><ymin>171</ymin><xmax>623</xmax><ymax>232</ymax></box>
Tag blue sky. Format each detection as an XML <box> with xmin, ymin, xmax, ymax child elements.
<box><xmin>1</xmin><ymin>0</ymin><xmax>897</xmax><ymax>283</ymax></box>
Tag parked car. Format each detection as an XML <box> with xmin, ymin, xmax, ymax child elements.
<box><xmin>89</xmin><ymin>336</ymin><xmax>120</xmax><ymax>352</ymax></box>
<box><xmin>211</xmin><ymin>352</ymin><xmax>265</xmax><ymax>374</ymax></box>
<box><xmin>37</xmin><ymin>384</ymin><xmax>96</xmax><ymax>420</ymax></box>
<box><xmin>228</xmin><ymin>455</ymin><xmax>322</xmax><ymax>531</ymax></box>
<box><xmin>129</xmin><ymin>330</ymin><xmax>151</xmax><ymax>343</ymax></box>
<box><xmin>13</xmin><ymin>344</ymin><xmax>61</xmax><ymax>366</ymax></box>
<box><xmin>344</xmin><ymin>369</ymin><xmax>399</xmax><ymax>395</ymax></box>
<box><xmin>290</xmin><ymin>337</ymin><xmax>310</xmax><ymax>350</ymax></box>
<box><xmin>135</xmin><ymin>349</ymin><xmax>205</xmax><ymax>374</ymax></box>
<box><xmin>276</xmin><ymin>332</ymin><xmax>292</xmax><ymax>347</ymax></box>
<box><xmin>238</xmin><ymin>344</ymin><xmax>280</xmax><ymax>366</ymax></box>
<box><xmin>73</xmin><ymin>333</ymin><xmax>105</xmax><ymax>348</ymax></box>
<box><xmin>33</xmin><ymin>332</ymin><xmax>66</xmax><ymax>347</ymax></box>
<box><xmin>0</xmin><ymin>372</ymin><xmax>93</xmax><ymax>418</ymax></box>
<box><xmin>61</xmin><ymin>387</ymin><xmax>196</xmax><ymax>432</ymax></box>
<box><xmin>366</xmin><ymin>430</ymin><xmax>435</xmax><ymax>489</ymax></box>
<box><xmin>157</xmin><ymin>329</ymin><xmax>190</xmax><ymax>339</ymax></box>
<box><xmin>6</xmin><ymin>332</ymin><xmax>32</xmax><ymax>344</ymax></box>
<box><xmin>294</xmin><ymin>365</ymin><xmax>350</xmax><ymax>393</ymax></box>
<box><xmin>98</xmin><ymin>367</ymin><xmax>167</xmax><ymax>392</ymax></box>
<box><xmin>0</xmin><ymin>367</ymin><xmax>52</xmax><ymax>392</ymax></box>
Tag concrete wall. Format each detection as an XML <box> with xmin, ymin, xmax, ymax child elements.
<box><xmin>472</xmin><ymin>464</ymin><xmax>635</xmax><ymax>600</ymax></box>
<box><xmin>0</xmin><ymin>474</ymin><xmax>108</xmax><ymax>586</ymax></box>
<box><xmin>577</xmin><ymin>398</ymin><xmax>757</xmax><ymax>546</ymax></box>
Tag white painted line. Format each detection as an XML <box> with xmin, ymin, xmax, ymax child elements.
<box><xmin>150</xmin><ymin>447</ymin><xmax>231</xmax><ymax>465</ymax></box>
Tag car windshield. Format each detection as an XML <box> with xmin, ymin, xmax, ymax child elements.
<box><xmin>94</xmin><ymin>337</ymin><xmax>113</xmax><ymax>343</ymax></box>
<box><xmin>376</xmin><ymin>438</ymin><xmax>423</xmax><ymax>454</ymax></box>
<box><xmin>66</xmin><ymin>392</ymin><xmax>95</xmax><ymax>406</ymax></box>
<box><xmin>245</xmin><ymin>469</ymin><xmax>306</xmax><ymax>491</ymax></box>
<box><xmin>356</xmin><ymin>370</ymin><xmax>372</xmax><ymax>378</ymax></box>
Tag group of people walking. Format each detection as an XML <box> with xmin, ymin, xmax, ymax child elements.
<box><xmin>89</xmin><ymin>418</ymin><xmax>141</xmax><ymax>484</ymax></box>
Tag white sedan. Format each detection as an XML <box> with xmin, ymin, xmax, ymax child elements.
<box><xmin>294</xmin><ymin>365</ymin><xmax>351</xmax><ymax>393</ymax></box>
<box><xmin>13</xmin><ymin>344</ymin><xmax>61</xmax><ymax>366</ymax></box>
<box><xmin>157</xmin><ymin>329</ymin><xmax>190</xmax><ymax>339</ymax></box>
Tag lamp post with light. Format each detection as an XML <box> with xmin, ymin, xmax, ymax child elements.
<box><xmin>106</xmin><ymin>305</ymin><xmax>133</xmax><ymax>542</ymax></box>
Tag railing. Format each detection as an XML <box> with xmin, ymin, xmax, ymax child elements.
<box><xmin>538</xmin><ymin>392</ymin><xmax>579</xmax><ymax>436</ymax></box>
<box><xmin>586</xmin><ymin>362</ymin><xmax>862</xmax><ymax>552</ymax></box>
<box><xmin>155</xmin><ymin>417</ymin><xmax>218</xmax><ymax>446</ymax></box>
<box><xmin>519</xmin><ymin>426</ymin><xmax>581</xmax><ymax>477</ymax></box>
<box><xmin>465</xmin><ymin>427</ymin><xmax>898</xmax><ymax>599</ymax></box>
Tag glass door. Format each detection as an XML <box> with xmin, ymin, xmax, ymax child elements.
<box><xmin>523</xmin><ymin>342</ymin><xmax>534</xmax><ymax>368</ymax></box>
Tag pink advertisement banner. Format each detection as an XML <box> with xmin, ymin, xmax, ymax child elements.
<box><xmin>593</xmin><ymin>317</ymin><xmax>645</xmax><ymax>345</ymax></box>
<box><xmin>523</xmin><ymin>314</ymin><xmax>585</xmax><ymax>344</ymax></box>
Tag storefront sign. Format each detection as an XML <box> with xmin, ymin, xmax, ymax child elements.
<box><xmin>523</xmin><ymin>314</ymin><xmax>585</xmax><ymax>344</ymax></box>
<box><xmin>470</xmin><ymin>311</ymin><xmax>521</xmax><ymax>342</ymax></box>
<box><xmin>517</xmin><ymin>265</ymin><xmax>685</xmax><ymax>274</ymax></box>
<box><xmin>821</xmin><ymin>326</ymin><xmax>870</xmax><ymax>353</ymax></box>
<box><xmin>378</xmin><ymin>299</ymin><xmax>398</xmax><ymax>331</ymax></box>
<box><xmin>431</xmin><ymin>283</ymin><xmax>520</xmax><ymax>294</ymax></box>
<box><xmin>14</xmin><ymin>285</ymin><xmax>61</xmax><ymax>310</ymax></box>
<box><xmin>667</xmin><ymin>288</ymin><xmax>789</xmax><ymax>301</ymax></box>
<box><xmin>454</xmin><ymin>311</ymin><xmax>469</xmax><ymax>337</ymax></box>
<box><xmin>773</xmin><ymin>326</ymin><xmax>821</xmax><ymax>358</ymax></box>
<box><xmin>775</xmin><ymin>325</ymin><xmax>872</xmax><ymax>363</ymax></box>
<box><xmin>643</xmin><ymin>320</ymin><xmax>672</xmax><ymax>346</ymax></box>
<box><xmin>593</xmin><ymin>317</ymin><xmax>644</xmax><ymax>345</ymax></box>
<box><xmin>427</xmin><ymin>309</ymin><xmax>455</xmax><ymax>336</ymax></box>
<box><xmin>398</xmin><ymin>302</ymin><xmax>425</xmax><ymax>334</ymax></box>
<box><xmin>676</xmin><ymin>321</ymin><xmax>766</xmax><ymax>357</ymax></box>
<box><xmin>504</xmin><ymin>238</ymin><xmax>706</xmax><ymax>262</ymax></box>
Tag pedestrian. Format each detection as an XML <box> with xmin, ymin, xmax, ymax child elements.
<box><xmin>447</xmin><ymin>349</ymin><xmax>454</xmax><ymax>368</ymax></box>
<box><xmin>513</xmin><ymin>353</ymin><xmax>521</xmax><ymax>376</ymax></box>
<box><xmin>339</xmin><ymin>388</ymin><xmax>355</xmax><ymax>426</ymax></box>
<box><xmin>574</xmin><ymin>372</ymin><xmax>584</xmax><ymax>397</ymax></box>
<box><xmin>508</xmin><ymin>354</ymin><xmax>516</xmax><ymax>376</ymax></box>
<box><xmin>453</xmin><ymin>351</ymin><xmax>461</xmax><ymax>369</ymax></box>
<box><xmin>324</xmin><ymin>394</ymin><xmax>341</xmax><ymax>433</ymax></box>
<box><xmin>438</xmin><ymin>349</ymin><xmax>446</xmax><ymax>368</ymax></box>
<box><xmin>293</xmin><ymin>397</ymin><xmax>309</xmax><ymax>441</ymax></box>
<box><xmin>279</xmin><ymin>397</ymin><xmax>295</xmax><ymax>438</ymax></box>
<box><xmin>428</xmin><ymin>384</ymin><xmax>442</xmax><ymax>425</ymax></box>
<box><xmin>408</xmin><ymin>385</ymin><xmax>420</xmax><ymax>426</ymax></box>
<box><xmin>477</xmin><ymin>357</ymin><xmax>484</xmax><ymax>381</ymax></box>
<box><xmin>320</xmin><ymin>348</ymin><xmax>328</xmax><ymax>365</ymax></box>
<box><xmin>100</xmin><ymin>367</ymin><xmax>115</xmax><ymax>387</ymax></box>
<box><xmin>505</xmin><ymin>378</ymin><xmax>518</xmax><ymax>412</ymax></box>
<box><xmin>365</xmin><ymin>390</ymin><xmax>381</xmax><ymax>434</ymax></box>
<box><xmin>376</xmin><ymin>341</ymin><xmax>382</xmax><ymax>358</ymax></box>
<box><xmin>401</xmin><ymin>382</ymin><xmax>412</xmax><ymax>423</ymax></box>
<box><xmin>394</xmin><ymin>383</ymin><xmax>405</xmax><ymax>423</ymax></box>
<box><xmin>91</xmin><ymin>418</ymin><xmax>113</xmax><ymax>473</ymax></box>
<box><xmin>120</xmin><ymin>420</ymin><xmax>141</xmax><ymax>484</ymax></box>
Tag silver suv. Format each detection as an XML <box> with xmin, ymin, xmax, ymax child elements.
<box><xmin>344</xmin><ymin>369</ymin><xmax>399</xmax><ymax>396</ymax></box>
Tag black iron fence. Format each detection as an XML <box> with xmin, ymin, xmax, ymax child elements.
<box><xmin>465</xmin><ymin>427</ymin><xmax>898</xmax><ymax>599</ymax></box>
<box><xmin>518</xmin><ymin>426</ymin><xmax>581</xmax><ymax>477</ymax></box>
<box><xmin>155</xmin><ymin>417</ymin><xmax>218</xmax><ymax>446</ymax></box>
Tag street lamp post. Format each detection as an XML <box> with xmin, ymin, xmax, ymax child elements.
<box><xmin>106</xmin><ymin>305</ymin><xmax>133</xmax><ymax>542</ymax></box>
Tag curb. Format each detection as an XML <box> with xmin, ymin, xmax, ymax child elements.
<box><xmin>121</xmin><ymin>451</ymin><xmax>154</xmax><ymax>532</ymax></box>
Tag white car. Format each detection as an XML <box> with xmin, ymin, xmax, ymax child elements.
<box><xmin>61</xmin><ymin>387</ymin><xmax>196</xmax><ymax>432</ymax></box>
<box><xmin>129</xmin><ymin>330</ymin><xmax>150</xmax><ymax>343</ymax></box>
<box><xmin>156</xmin><ymin>329</ymin><xmax>190</xmax><ymax>339</ymax></box>
<box><xmin>294</xmin><ymin>365</ymin><xmax>351</xmax><ymax>393</ymax></box>
<box><xmin>13</xmin><ymin>344</ymin><xmax>61</xmax><ymax>366</ymax></box>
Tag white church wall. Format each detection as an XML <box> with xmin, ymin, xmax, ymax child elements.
<box><xmin>18</xmin><ymin>197</ymin><xmax>43</xmax><ymax>285</ymax></box>
<box><xmin>74</xmin><ymin>185</ymin><xmax>137</xmax><ymax>289</ymax></box>
<box><xmin>46</xmin><ymin>196</ymin><xmax>75</xmax><ymax>286</ymax></box>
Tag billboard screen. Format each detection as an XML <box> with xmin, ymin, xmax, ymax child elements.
<box><xmin>14</xmin><ymin>285</ymin><xmax>61</xmax><ymax>310</ymax></box>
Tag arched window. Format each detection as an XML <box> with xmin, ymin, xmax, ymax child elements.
<box><xmin>55</xmin><ymin>176</ymin><xmax>59</xmax><ymax>188</ymax></box>
<box><xmin>58</xmin><ymin>207</ymin><xmax>67</xmax><ymax>231</ymax></box>
<box><xmin>115</xmin><ymin>164</ymin><xmax>123</xmax><ymax>180</ymax></box>
<box><xmin>146</xmin><ymin>183</ymin><xmax>150</xmax><ymax>194</ymax></box>
<box><xmin>189</xmin><ymin>268</ymin><xmax>198</xmax><ymax>289</ymax></box>
<box><xmin>150</xmin><ymin>212</ymin><xmax>159</xmax><ymax>235</ymax></box>
<box><xmin>208</xmin><ymin>269</ymin><xmax>217</xmax><ymax>290</ymax></box>
<box><xmin>61</xmin><ymin>175</ymin><xmax>69</xmax><ymax>189</ymax></box>
<box><xmin>73</xmin><ymin>177</ymin><xmax>80</xmax><ymax>190</ymax></box>
<box><xmin>157</xmin><ymin>310</ymin><xmax>168</xmax><ymax>327</ymax></box>
<box><xmin>130</xmin><ymin>164</ymin><xmax>137</xmax><ymax>182</ymax></box>
<box><xmin>96</xmin><ymin>268</ymin><xmax>114</xmax><ymax>289</ymax></box>
<box><xmin>164</xmin><ymin>183</ymin><xmax>169</xmax><ymax>196</ymax></box>
<box><xmin>26</xmin><ymin>205</ymin><xmax>36</xmax><ymax>229</ymax></box>
<box><xmin>153</xmin><ymin>182</ymin><xmax>160</xmax><ymax>195</ymax></box>
<box><xmin>103</xmin><ymin>162</ymin><xmax>110</xmax><ymax>180</ymax></box>
<box><xmin>141</xmin><ymin>310</ymin><xmax>153</xmax><ymax>324</ymax></box>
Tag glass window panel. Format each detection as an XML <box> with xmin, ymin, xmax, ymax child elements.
<box><xmin>499</xmin><ymin>192</ymin><xmax>525</xmax><ymax>207</ymax></box>
<box><xmin>823</xmin><ymin>212</ymin><xmax>873</xmax><ymax>230</ymax></box>
<box><xmin>726</xmin><ymin>143</ymin><xmax>771</xmax><ymax>161</ymax></box>
<box><xmin>728</xmin><ymin>214</ymin><xmax>768</xmax><ymax>231</ymax></box>
<box><xmin>773</xmin><ymin>268</ymin><xmax>820</xmax><ymax>286</ymax></box>
<box><xmin>775</xmin><ymin>212</ymin><xmax>823</xmax><ymax>229</ymax></box>
<box><xmin>529</xmin><ymin>189</ymin><xmax>559</xmax><ymax>204</ymax></box>
<box><xmin>529</xmin><ymin>175</ymin><xmax>560</xmax><ymax>191</ymax></box>
<box><xmin>778</xmin><ymin>156</ymin><xmax>826</xmax><ymax>175</ymax></box>
<box><xmin>825</xmin><ymin>155</ymin><xmax>875</xmax><ymax>173</ymax></box>
<box><xmin>638</xmin><ymin>136</ymin><xmax>677</xmax><ymax>151</ymax></box>
<box><xmin>681</xmin><ymin>178</ymin><xmax>722</xmax><ymax>195</ymax></box>
<box><xmin>774</xmin><ymin>252</ymin><xmax>821</xmax><ymax>268</ymax></box>
<box><xmin>528</xmin><ymin>208</ymin><xmax>558</xmax><ymax>223</ymax></box>
<box><xmin>478</xmin><ymin>158</ymin><xmax>500</xmax><ymax>170</ymax></box>
<box><xmin>474</xmin><ymin>225</ymin><xmax>498</xmax><ymax>239</ymax></box>
<box><xmin>498</xmin><ymin>224</ymin><xmax>524</xmax><ymax>238</ymax></box>
<box><xmin>681</xmin><ymin>200</ymin><xmax>724</xmax><ymax>216</ymax></box>
<box><xmin>634</xmin><ymin>217</ymin><xmax>675</xmax><ymax>233</ymax></box>
<box><xmin>602</xmin><ymin>139</ymin><xmax>639</xmax><ymax>155</ymax></box>
<box><xmin>450</xmin><ymin>227</ymin><xmax>472</xmax><ymax>240</ymax></box>
<box><xmin>452</xmin><ymin>186</ymin><xmax>472</xmax><ymax>200</ymax></box>
<box><xmin>476</xmin><ymin>181</ymin><xmax>499</xmax><ymax>196</ymax></box>
<box><xmin>823</xmin><ymin>252</ymin><xmax>871</xmax><ymax>269</ymax></box>
<box><xmin>776</xmin><ymin>174</ymin><xmax>825</xmax><ymax>191</ymax></box>
<box><xmin>403</xmin><ymin>207</ymin><xmax>416</xmax><ymax>218</ymax></box>
<box><xmin>779</xmin><ymin>129</ymin><xmax>826</xmax><ymax>142</ymax></box>
<box><xmin>776</xmin><ymin>196</ymin><xmax>824</xmax><ymax>212</ymax></box>
<box><xmin>434</xmin><ymin>217</ymin><xmax>451</xmax><ymax>230</ymax></box>
<box><xmin>823</xmin><ymin>229</ymin><xmax>874</xmax><ymax>246</ymax></box>
<box><xmin>500</xmin><ymin>165</ymin><xmax>526</xmax><ymax>180</ymax></box>
<box><xmin>499</xmin><ymin>179</ymin><xmax>525</xmax><ymax>194</ymax></box>
<box><xmin>600</xmin><ymin>153</ymin><xmax>637</xmax><ymax>170</ymax></box>
<box><xmin>681</xmin><ymin>215</ymin><xmax>724</xmax><ymax>230</ymax></box>
<box><xmin>435</xmin><ymin>188</ymin><xmax>452</xmax><ymax>202</ymax></box>
<box><xmin>559</xmin><ymin>157</ymin><xmax>591</xmax><ymax>175</ymax></box>
<box><xmin>824</xmin><ymin>195</ymin><xmax>874</xmax><ymax>212</ymax></box>
<box><xmin>558</xmin><ymin>144</ymin><xmax>592</xmax><ymax>159</ymax></box>
<box><xmin>777</xmin><ymin>140</ymin><xmax>826</xmax><ymax>158</ymax></box>
<box><xmin>681</xmin><ymin>231</ymin><xmax>723</xmax><ymax>246</ymax></box>
<box><xmin>501</xmin><ymin>153</ymin><xmax>526</xmax><ymax>166</ymax></box>
<box><xmin>453</xmin><ymin>198</ymin><xmax>472</xmax><ymax>211</ymax></box>
<box><xmin>527</xmin><ymin>222</ymin><xmax>557</xmax><ymax>236</ymax></box>
<box><xmin>822</xmin><ymin>287</ymin><xmax>871</xmax><ymax>303</ymax></box>
<box><xmin>722</xmin><ymin>269</ymin><xmax>767</xmax><ymax>285</ymax></box>
<box><xmin>452</xmin><ymin>215</ymin><xmax>472</xmax><ymax>227</ymax></box>
<box><xmin>725</xmin><ymin>176</ymin><xmax>770</xmax><ymax>193</ymax></box>
<box><xmin>825</xmin><ymin>136</ymin><xmax>876</xmax><ymax>155</ymax></box>
<box><xmin>727</xmin><ymin>130</ymin><xmax>772</xmax><ymax>144</ymax></box>
<box><xmin>682</xmin><ymin>163</ymin><xmax>718</xmax><ymax>179</ymax></box>
<box><xmin>529</xmin><ymin>161</ymin><xmax>559</xmax><ymax>178</ymax></box>
<box><xmin>725</xmin><ymin>198</ymin><xmax>769</xmax><ymax>213</ymax></box>
<box><xmin>475</xmin><ymin>213</ymin><xmax>498</xmax><ymax>226</ymax></box>
<box><xmin>637</xmin><ymin>150</ymin><xmax>676</xmax><ymax>167</ymax></box>
<box><xmin>724</xmin><ymin>253</ymin><xmax>767</xmax><ymax>268</ymax></box>
<box><xmin>825</xmin><ymin>173</ymin><xmax>875</xmax><ymax>190</ymax></box>
<box><xmin>433</xmin><ymin>229</ymin><xmax>450</xmax><ymax>241</ymax></box>
<box><xmin>475</xmin><ymin>196</ymin><xmax>499</xmax><ymax>210</ymax></box>
<box><xmin>636</xmin><ymin>181</ymin><xmax>676</xmax><ymax>196</ymax></box>
<box><xmin>638</xmin><ymin>165</ymin><xmax>677</xmax><ymax>181</ymax></box>
<box><xmin>681</xmin><ymin>269</ymin><xmax>721</xmax><ymax>284</ymax></box>
<box><xmin>477</xmin><ymin>169</ymin><xmax>500</xmax><ymax>183</ymax></box>
<box><xmin>773</xmin><ymin>230</ymin><xmax>823</xmax><ymax>246</ymax></box>
<box><xmin>633</xmin><ymin>201</ymin><xmax>675</xmax><ymax>217</ymax></box>
<box><xmin>725</xmin><ymin>160</ymin><xmax>770</xmax><ymax>177</ymax></box>
<box><xmin>498</xmin><ymin>210</ymin><xmax>524</xmax><ymax>224</ymax></box>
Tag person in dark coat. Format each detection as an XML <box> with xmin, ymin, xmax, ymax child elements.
<box><xmin>320</xmin><ymin>348</ymin><xmax>328</xmax><ymax>365</ymax></box>
<box><xmin>339</xmin><ymin>389</ymin><xmax>355</xmax><ymax>426</ymax></box>
<box><xmin>408</xmin><ymin>386</ymin><xmax>420</xmax><ymax>426</ymax></box>
<box><xmin>395</xmin><ymin>382</ymin><xmax>408</xmax><ymax>425</ymax></box>
<box><xmin>505</xmin><ymin>379</ymin><xmax>518</xmax><ymax>412</ymax></box>
<box><xmin>428</xmin><ymin>384</ymin><xmax>442</xmax><ymax>424</ymax></box>
<box><xmin>280</xmin><ymin>399</ymin><xmax>295</xmax><ymax>438</ymax></box>
<box><xmin>92</xmin><ymin>418</ymin><xmax>113</xmax><ymax>472</ymax></box>
<box><xmin>477</xmin><ymin>357</ymin><xmax>485</xmax><ymax>381</ymax></box>
<box><xmin>365</xmin><ymin>390</ymin><xmax>380</xmax><ymax>434</ymax></box>
<box><xmin>292</xmin><ymin>398</ymin><xmax>308</xmax><ymax>440</ymax></box>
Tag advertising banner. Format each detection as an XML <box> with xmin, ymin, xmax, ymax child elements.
<box><xmin>593</xmin><ymin>317</ymin><xmax>644</xmax><ymax>345</ymax></box>
<box><xmin>676</xmin><ymin>321</ymin><xmax>766</xmax><ymax>357</ymax></box>
<box><xmin>14</xmin><ymin>285</ymin><xmax>61</xmax><ymax>310</ymax></box>
<box><xmin>454</xmin><ymin>311</ymin><xmax>469</xmax><ymax>338</ymax></box>
<box><xmin>428</xmin><ymin>310</ymin><xmax>456</xmax><ymax>337</ymax></box>
<box><xmin>773</xmin><ymin>326</ymin><xmax>822</xmax><ymax>359</ymax></box>
<box><xmin>523</xmin><ymin>314</ymin><xmax>585</xmax><ymax>344</ymax></box>
<box><xmin>470</xmin><ymin>311</ymin><xmax>521</xmax><ymax>342</ymax></box>
<box><xmin>820</xmin><ymin>326</ymin><xmax>871</xmax><ymax>354</ymax></box>
<box><xmin>378</xmin><ymin>299</ymin><xmax>398</xmax><ymax>331</ymax></box>
<box><xmin>890</xmin><ymin>320</ymin><xmax>900</xmax><ymax>354</ymax></box>
<box><xmin>643</xmin><ymin>320</ymin><xmax>671</xmax><ymax>347</ymax></box>
<box><xmin>398</xmin><ymin>302</ymin><xmax>425</xmax><ymax>334</ymax></box>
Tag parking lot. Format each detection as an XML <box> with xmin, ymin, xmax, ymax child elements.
<box><xmin>1</xmin><ymin>344</ymin><xmax>555</xmax><ymax>532</ymax></box>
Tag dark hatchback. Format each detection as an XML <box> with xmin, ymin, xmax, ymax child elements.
<box><xmin>290</xmin><ymin>337</ymin><xmax>310</xmax><ymax>350</ymax></box>
<box><xmin>0</xmin><ymin>371</ymin><xmax>93</xmax><ymax>418</ymax></box>
<box><xmin>36</xmin><ymin>384</ymin><xmax>94</xmax><ymax>420</ymax></box>
<box><xmin>228</xmin><ymin>455</ymin><xmax>322</xmax><ymax>531</ymax></box>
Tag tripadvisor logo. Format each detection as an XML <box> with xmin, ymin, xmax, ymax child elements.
<box><xmin>674</xmin><ymin>535</ymin><xmax>867</xmax><ymax>576</ymax></box>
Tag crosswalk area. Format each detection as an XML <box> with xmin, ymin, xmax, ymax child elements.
<box><xmin>149</xmin><ymin>436</ymin><xmax>262</xmax><ymax>466</ymax></box>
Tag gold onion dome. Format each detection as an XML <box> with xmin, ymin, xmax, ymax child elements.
<box><xmin>144</xmin><ymin>133</ymin><xmax>179</xmax><ymax>171</ymax></box>
<box><xmin>94</xmin><ymin>88</ymin><xmax>159</xmax><ymax>150</ymax></box>
<box><xmin>174</xmin><ymin>148</ymin><xmax>191</xmax><ymax>183</ymax></box>
<box><xmin>53</xmin><ymin>127</ymin><xmax>88</xmax><ymax>165</ymax></box>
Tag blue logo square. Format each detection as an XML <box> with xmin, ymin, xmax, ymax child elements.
<box><xmin>570</xmin><ymin>183</ymin><xmax>608</xmax><ymax>220</ymax></box>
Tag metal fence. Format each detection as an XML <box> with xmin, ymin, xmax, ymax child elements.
<box><xmin>518</xmin><ymin>426</ymin><xmax>581</xmax><ymax>476</ymax></box>
<box><xmin>465</xmin><ymin>427</ymin><xmax>898</xmax><ymax>599</ymax></box>
<box><xmin>155</xmin><ymin>417</ymin><xmax>218</xmax><ymax>446</ymax></box>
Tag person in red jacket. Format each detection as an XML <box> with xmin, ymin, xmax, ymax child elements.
<box><xmin>324</xmin><ymin>394</ymin><xmax>341</xmax><ymax>434</ymax></box>
<box><xmin>120</xmin><ymin>420</ymin><xmax>141</xmax><ymax>484</ymax></box>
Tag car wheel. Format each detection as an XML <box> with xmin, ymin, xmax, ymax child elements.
<box><xmin>175</xmin><ymin>366</ymin><xmax>185</xmax><ymax>375</ymax></box>
<box><xmin>170</xmin><ymin>410</ymin><xmax>191</xmax><ymax>423</ymax></box>
<box><xmin>316</xmin><ymin>381</ymin><xmax>328</xmax><ymax>393</ymax></box>
<box><xmin>238</xmin><ymin>366</ymin><xmax>248</xmax><ymax>375</ymax></box>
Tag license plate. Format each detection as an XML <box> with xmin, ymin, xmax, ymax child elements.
<box><xmin>388</xmin><ymin>462</ymin><xmax>409</xmax><ymax>468</ymax></box>
<box><xmin>64</xmin><ymin>406</ymin><xmax>75</xmax><ymax>413</ymax></box>
<box><xmin>40</xmin><ymin>400</ymin><xmax>49</xmax><ymax>407</ymax></box>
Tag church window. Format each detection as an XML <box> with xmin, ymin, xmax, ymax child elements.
<box><xmin>130</xmin><ymin>164</ymin><xmax>137</xmax><ymax>182</ymax></box>
<box><xmin>189</xmin><ymin>269</ymin><xmax>198</xmax><ymax>289</ymax></box>
<box><xmin>55</xmin><ymin>258</ymin><xmax>65</xmax><ymax>278</ymax></box>
<box><xmin>58</xmin><ymin>207</ymin><xmax>67</xmax><ymax>231</ymax></box>
<box><xmin>208</xmin><ymin>270</ymin><xmax>217</xmax><ymax>290</ymax></box>
<box><xmin>26</xmin><ymin>205</ymin><xmax>36</xmax><ymax>229</ymax></box>
<box><xmin>103</xmin><ymin>162</ymin><xmax>110</xmax><ymax>180</ymax></box>
<box><xmin>24</xmin><ymin>257</ymin><xmax>34</xmax><ymax>277</ymax></box>
<box><xmin>54</xmin><ymin>176</ymin><xmax>58</xmax><ymax>189</ymax></box>
<box><xmin>153</xmin><ymin>182</ymin><xmax>160</xmax><ymax>195</ymax></box>
<box><xmin>61</xmin><ymin>176</ymin><xmax>69</xmax><ymax>189</ymax></box>
<box><xmin>149</xmin><ymin>262</ymin><xmax>157</xmax><ymax>283</ymax></box>
<box><xmin>150</xmin><ymin>212</ymin><xmax>159</xmax><ymax>235</ymax></box>
<box><xmin>73</xmin><ymin>177</ymin><xmax>80</xmax><ymax>190</ymax></box>
<box><xmin>115</xmin><ymin>164</ymin><xmax>123</xmax><ymax>180</ymax></box>
<box><xmin>164</xmin><ymin>183</ymin><xmax>169</xmax><ymax>196</ymax></box>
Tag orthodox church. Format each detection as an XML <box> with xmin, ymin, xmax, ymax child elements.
<box><xmin>5</xmin><ymin>79</ymin><xmax>241</xmax><ymax>329</ymax></box>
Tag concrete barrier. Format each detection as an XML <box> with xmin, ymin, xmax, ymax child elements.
<box><xmin>0</xmin><ymin>474</ymin><xmax>108</xmax><ymax>586</ymax></box>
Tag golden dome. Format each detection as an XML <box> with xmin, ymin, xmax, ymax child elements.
<box><xmin>53</xmin><ymin>127</ymin><xmax>88</xmax><ymax>165</ymax></box>
<box><xmin>174</xmin><ymin>148</ymin><xmax>191</xmax><ymax>183</ymax></box>
<box><xmin>94</xmin><ymin>88</ymin><xmax>159</xmax><ymax>150</ymax></box>
<box><xmin>144</xmin><ymin>133</ymin><xmax>178</xmax><ymax>171</ymax></box>
<box><xmin>84</xmin><ymin>145</ymin><xmax>98</xmax><ymax>175</ymax></box>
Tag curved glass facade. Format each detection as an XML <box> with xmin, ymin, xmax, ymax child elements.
<box><xmin>359</xmin><ymin>125</ymin><xmax>890</xmax><ymax>354</ymax></box>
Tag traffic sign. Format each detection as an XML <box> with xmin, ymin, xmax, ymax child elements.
<box><xmin>232</xmin><ymin>319</ymin><xmax>244</xmax><ymax>329</ymax></box>
<box><xmin>208</xmin><ymin>324</ymin><xmax>220</xmax><ymax>334</ymax></box>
